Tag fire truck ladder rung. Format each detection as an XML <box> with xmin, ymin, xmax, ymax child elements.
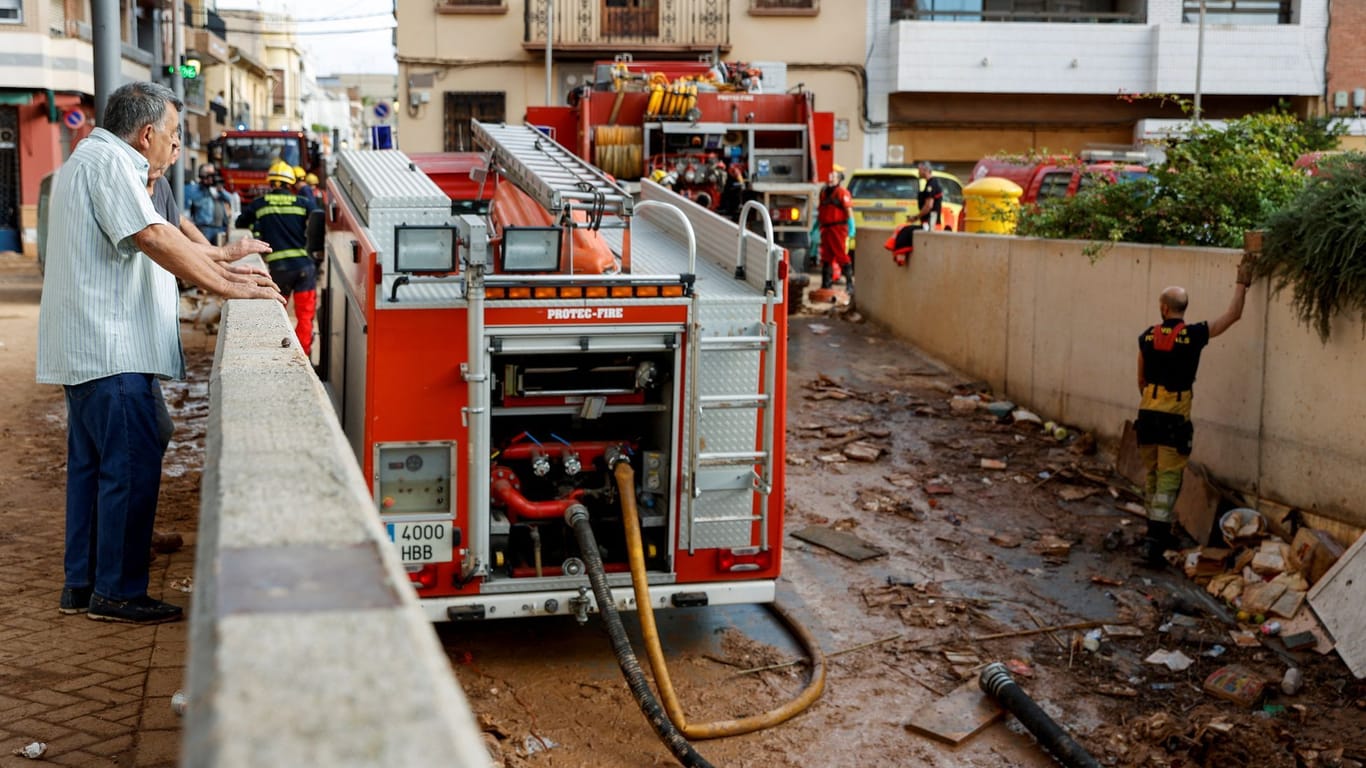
<box><xmin>695</xmin><ymin>451</ymin><xmax>768</xmax><ymax>466</ymax></box>
<box><xmin>471</xmin><ymin>120</ymin><xmax>633</xmax><ymax>219</ymax></box>
<box><xmin>698</xmin><ymin>394</ymin><xmax>769</xmax><ymax>409</ymax></box>
<box><xmin>697</xmin><ymin>336</ymin><xmax>770</xmax><ymax>350</ymax></box>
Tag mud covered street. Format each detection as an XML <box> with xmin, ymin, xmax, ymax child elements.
<box><xmin>440</xmin><ymin>302</ymin><xmax>1366</xmax><ymax>768</ymax></box>
<box><xmin>1</xmin><ymin>257</ymin><xmax>1361</xmax><ymax>766</ymax></box>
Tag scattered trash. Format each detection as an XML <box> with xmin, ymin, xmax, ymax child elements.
<box><xmin>1203</xmin><ymin>644</ymin><xmax>1226</xmax><ymax>658</ymax></box>
<box><xmin>169</xmin><ymin>576</ymin><xmax>194</xmax><ymax>593</ymax></box>
<box><xmin>989</xmin><ymin>533</ymin><xmax>1021</xmax><ymax>549</ymax></box>
<box><xmin>924</xmin><ymin>484</ymin><xmax>954</xmax><ymax>495</ymax></box>
<box><xmin>523</xmin><ymin>734</ymin><xmax>557</xmax><ymax>755</ymax></box>
<box><xmin>790</xmin><ymin>525</ymin><xmax>887</xmax><ymax>562</ymax></box>
<box><xmin>979</xmin><ymin>458</ymin><xmax>1006</xmax><ymax>470</ymax></box>
<box><xmin>842</xmin><ymin>441</ymin><xmax>884</xmax><ymax>463</ymax></box>
<box><xmin>1219</xmin><ymin>507</ymin><xmax>1266</xmax><ymax>544</ymax></box>
<box><xmin>1280</xmin><ymin>667</ymin><xmax>1304</xmax><ymax>695</ymax></box>
<box><xmin>13</xmin><ymin>742</ymin><xmax>46</xmax><ymax>759</ymax></box>
<box><xmin>1102</xmin><ymin>624</ymin><xmax>1144</xmax><ymax>639</ymax></box>
<box><xmin>1034</xmin><ymin>535</ymin><xmax>1071</xmax><ymax>559</ymax></box>
<box><xmin>1011</xmin><ymin>409</ymin><xmax>1042</xmax><ymax>425</ymax></box>
<box><xmin>171</xmin><ymin>690</ymin><xmax>188</xmax><ymax>715</ymax></box>
<box><xmin>1145</xmin><ymin>649</ymin><xmax>1195</xmax><ymax>672</ymax></box>
<box><xmin>1005</xmin><ymin>659</ymin><xmax>1033</xmax><ymax>678</ymax></box>
<box><xmin>808</xmin><ymin>323</ymin><xmax>831</xmax><ymax>335</ymax></box>
<box><xmin>949</xmin><ymin>395</ymin><xmax>980</xmax><ymax>414</ymax></box>
<box><xmin>1082</xmin><ymin>628</ymin><xmax>1103</xmax><ymax>652</ymax></box>
<box><xmin>1056</xmin><ymin>485</ymin><xmax>1102</xmax><ymax>502</ymax></box>
<box><xmin>1150</xmin><ymin>682</ymin><xmax>1177</xmax><ymax>691</ymax></box>
<box><xmin>1203</xmin><ymin>665</ymin><xmax>1266</xmax><ymax>707</ymax></box>
<box><xmin>1260</xmin><ymin>620</ymin><xmax>1282</xmax><ymax>637</ymax></box>
<box><xmin>984</xmin><ymin>401</ymin><xmax>1015</xmax><ymax>419</ymax></box>
<box><xmin>1282</xmin><ymin>631</ymin><xmax>1317</xmax><ymax>652</ymax></box>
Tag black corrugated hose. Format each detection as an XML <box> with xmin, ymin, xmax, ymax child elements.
<box><xmin>565</xmin><ymin>503</ymin><xmax>715</xmax><ymax>768</ymax></box>
<box><xmin>979</xmin><ymin>662</ymin><xmax>1101</xmax><ymax>768</ymax></box>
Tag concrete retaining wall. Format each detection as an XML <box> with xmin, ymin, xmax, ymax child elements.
<box><xmin>185</xmin><ymin>298</ymin><xmax>489</xmax><ymax>767</ymax></box>
<box><xmin>854</xmin><ymin>229</ymin><xmax>1366</xmax><ymax>530</ymax></box>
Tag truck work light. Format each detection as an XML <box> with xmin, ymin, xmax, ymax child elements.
<box><xmin>501</xmin><ymin>226</ymin><xmax>563</xmax><ymax>273</ymax></box>
<box><xmin>394</xmin><ymin>226</ymin><xmax>457</xmax><ymax>273</ymax></box>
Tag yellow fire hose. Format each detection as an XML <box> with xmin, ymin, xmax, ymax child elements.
<box><xmin>614</xmin><ymin>461</ymin><xmax>826</xmax><ymax>739</ymax></box>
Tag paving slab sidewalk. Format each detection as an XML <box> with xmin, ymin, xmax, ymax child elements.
<box><xmin>0</xmin><ymin>262</ymin><xmax>193</xmax><ymax>767</ymax></box>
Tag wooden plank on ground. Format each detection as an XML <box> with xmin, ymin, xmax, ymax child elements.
<box><xmin>790</xmin><ymin>525</ymin><xmax>887</xmax><ymax>561</ymax></box>
<box><xmin>904</xmin><ymin>680</ymin><xmax>1004</xmax><ymax>745</ymax></box>
<box><xmin>1307</xmin><ymin>531</ymin><xmax>1366</xmax><ymax>678</ymax></box>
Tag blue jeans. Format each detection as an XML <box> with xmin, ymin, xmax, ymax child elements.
<box><xmin>63</xmin><ymin>373</ymin><xmax>167</xmax><ymax>601</ymax></box>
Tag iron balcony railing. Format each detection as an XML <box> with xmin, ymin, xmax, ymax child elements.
<box><xmin>523</xmin><ymin>0</ymin><xmax>729</xmax><ymax>53</ymax></box>
<box><xmin>891</xmin><ymin>0</ymin><xmax>1146</xmax><ymax>23</ymax></box>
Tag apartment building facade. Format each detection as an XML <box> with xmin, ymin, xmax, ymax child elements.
<box><xmin>0</xmin><ymin>0</ymin><xmax>160</xmax><ymax>254</ymax></box>
<box><xmin>393</xmin><ymin>0</ymin><xmax>872</xmax><ymax>171</ymax></box>
<box><xmin>393</xmin><ymin>0</ymin><xmax>1339</xmax><ymax>178</ymax></box>
<box><xmin>873</xmin><ymin>0</ymin><xmax>1329</xmax><ymax>171</ymax></box>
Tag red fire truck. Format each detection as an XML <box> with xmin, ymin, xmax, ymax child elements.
<box><xmin>527</xmin><ymin>55</ymin><xmax>834</xmax><ymax>269</ymax></box>
<box><xmin>320</xmin><ymin>120</ymin><xmax>788</xmax><ymax>622</ymax></box>
<box><xmin>207</xmin><ymin>129</ymin><xmax>324</xmax><ymax>204</ymax></box>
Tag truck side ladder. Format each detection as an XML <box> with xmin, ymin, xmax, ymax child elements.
<box><xmin>471</xmin><ymin>120</ymin><xmax>634</xmax><ymax>221</ymax></box>
<box><xmin>683</xmin><ymin>201</ymin><xmax>781</xmax><ymax>554</ymax></box>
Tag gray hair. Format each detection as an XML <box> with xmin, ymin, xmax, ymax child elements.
<box><xmin>103</xmin><ymin>82</ymin><xmax>183</xmax><ymax>142</ymax></box>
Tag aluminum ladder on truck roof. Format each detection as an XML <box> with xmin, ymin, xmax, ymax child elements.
<box><xmin>471</xmin><ymin>120</ymin><xmax>634</xmax><ymax>221</ymax></box>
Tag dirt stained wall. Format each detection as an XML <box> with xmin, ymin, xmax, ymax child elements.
<box><xmin>853</xmin><ymin>228</ymin><xmax>1366</xmax><ymax>529</ymax></box>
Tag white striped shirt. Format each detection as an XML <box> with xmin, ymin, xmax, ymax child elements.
<box><xmin>36</xmin><ymin>128</ymin><xmax>185</xmax><ymax>385</ymax></box>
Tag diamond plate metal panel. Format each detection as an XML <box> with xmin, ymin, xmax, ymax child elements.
<box><xmin>681</xmin><ymin>297</ymin><xmax>769</xmax><ymax>550</ymax></box>
<box><xmin>334</xmin><ymin>150</ymin><xmax>450</xmax><ymax>222</ymax></box>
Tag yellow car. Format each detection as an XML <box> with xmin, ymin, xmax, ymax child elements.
<box><xmin>846</xmin><ymin>168</ymin><xmax>966</xmax><ymax>247</ymax></box>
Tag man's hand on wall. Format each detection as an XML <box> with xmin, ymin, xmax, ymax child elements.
<box><xmin>1236</xmin><ymin>253</ymin><xmax>1256</xmax><ymax>287</ymax></box>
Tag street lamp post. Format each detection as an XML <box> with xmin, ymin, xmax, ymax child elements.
<box><xmin>1193</xmin><ymin>0</ymin><xmax>1206</xmax><ymax>125</ymax></box>
<box><xmin>545</xmin><ymin>1</ymin><xmax>554</xmax><ymax>105</ymax></box>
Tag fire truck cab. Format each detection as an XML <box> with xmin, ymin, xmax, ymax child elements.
<box><xmin>527</xmin><ymin>55</ymin><xmax>834</xmax><ymax>270</ymax></box>
<box><xmin>207</xmin><ymin>129</ymin><xmax>324</xmax><ymax>204</ymax></box>
<box><xmin>320</xmin><ymin>121</ymin><xmax>788</xmax><ymax>622</ymax></box>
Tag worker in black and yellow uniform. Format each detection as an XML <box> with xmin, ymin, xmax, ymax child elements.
<box><xmin>236</xmin><ymin>161</ymin><xmax>319</xmax><ymax>355</ymax></box>
<box><xmin>1135</xmin><ymin>257</ymin><xmax>1254</xmax><ymax>564</ymax></box>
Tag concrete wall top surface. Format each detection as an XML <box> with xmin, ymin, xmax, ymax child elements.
<box><xmin>185</xmin><ymin>298</ymin><xmax>490</xmax><ymax>767</ymax></box>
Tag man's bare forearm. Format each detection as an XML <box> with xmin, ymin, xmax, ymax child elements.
<box><xmin>132</xmin><ymin>224</ymin><xmax>281</xmax><ymax>302</ymax></box>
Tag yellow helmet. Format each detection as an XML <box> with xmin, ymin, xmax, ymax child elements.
<box><xmin>292</xmin><ymin>166</ymin><xmax>306</xmax><ymax>182</ymax></box>
<box><xmin>267</xmin><ymin>160</ymin><xmax>296</xmax><ymax>186</ymax></box>
<box><xmin>304</xmin><ymin>172</ymin><xmax>319</xmax><ymax>185</ymax></box>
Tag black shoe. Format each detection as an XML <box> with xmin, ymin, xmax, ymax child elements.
<box><xmin>87</xmin><ymin>594</ymin><xmax>184</xmax><ymax>625</ymax></box>
<box><xmin>1139</xmin><ymin>520</ymin><xmax>1174</xmax><ymax>567</ymax></box>
<box><xmin>59</xmin><ymin>586</ymin><xmax>93</xmax><ymax>615</ymax></box>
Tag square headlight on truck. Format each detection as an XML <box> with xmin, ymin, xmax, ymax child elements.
<box><xmin>394</xmin><ymin>225</ymin><xmax>457</xmax><ymax>274</ymax></box>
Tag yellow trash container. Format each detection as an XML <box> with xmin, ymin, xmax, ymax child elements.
<box><xmin>963</xmin><ymin>177</ymin><xmax>1023</xmax><ymax>234</ymax></box>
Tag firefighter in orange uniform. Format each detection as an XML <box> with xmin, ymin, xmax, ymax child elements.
<box><xmin>1135</xmin><ymin>258</ymin><xmax>1253</xmax><ymax>563</ymax></box>
<box><xmin>814</xmin><ymin>165</ymin><xmax>855</xmax><ymax>290</ymax></box>
<box><xmin>236</xmin><ymin>161</ymin><xmax>319</xmax><ymax>355</ymax></box>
